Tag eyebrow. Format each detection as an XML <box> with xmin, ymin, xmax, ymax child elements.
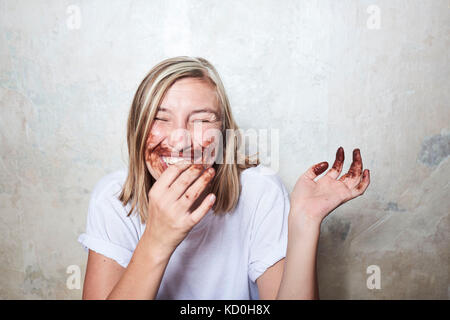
<box><xmin>157</xmin><ymin>107</ymin><xmax>221</xmax><ymax>119</ymax></box>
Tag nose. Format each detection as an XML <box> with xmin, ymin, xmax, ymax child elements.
<box><xmin>167</xmin><ymin>125</ymin><xmax>192</xmax><ymax>154</ymax></box>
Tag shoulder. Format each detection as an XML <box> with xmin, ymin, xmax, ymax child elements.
<box><xmin>241</xmin><ymin>166</ymin><xmax>290</xmax><ymax>284</ymax></box>
<box><xmin>80</xmin><ymin>168</ymin><xmax>139</xmax><ymax>268</ymax></box>
<box><xmin>238</xmin><ymin>164</ymin><xmax>290</xmax><ymax>215</ymax></box>
<box><xmin>240</xmin><ymin>164</ymin><xmax>288</xmax><ymax>197</ymax></box>
<box><xmin>86</xmin><ymin>168</ymin><xmax>135</xmax><ymax>224</ymax></box>
<box><xmin>90</xmin><ymin>169</ymin><xmax>128</xmax><ymax>203</ymax></box>
<box><xmin>84</xmin><ymin>168</ymin><xmax>143</xmax><ymax>237</ymax></box>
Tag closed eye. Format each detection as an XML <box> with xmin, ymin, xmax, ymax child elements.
<box><xmin>193</xmin><ymin>119</ymin><xmax>213</xmax><ymax>123</ymax></box>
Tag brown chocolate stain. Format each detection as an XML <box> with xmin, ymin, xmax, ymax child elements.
<box><xmin>347</xmin><ymin>148</ymin><xmax>362</xmax><ymax>178</ymax></box>
<box><xmin>146</xmin><ymin>134</ymin><xmax>217</xmax><ymax>175</ymax></box>
<box><xmin>356</xmin><ymin>169</ymin><xmax>370</xmax><ymax>191</ymax></box>
<box><xmin>313</xmin><ymin>162</ymin><xmax>329</xmax><ymax>176</ymax></box>
<box><xmin>146</xmin><ymin>143</ymin><xmax>166</xmax><ymax>174</ymax></box>
<box><xmin>144</xmin><ymin>131</ymin><xmax>216</xmax><ymax>210</ymax></box>
<box><xmin>331</xmin><ymin>146</ymin><xmax>345</xmax><ymax>172</ymax></box>
<box><xmin>187</xmin><ymin>167</ymin><xmax>216</xmax><ymax>212</ymax></box>
<box><xmin>338</xmin><ymin>148</ymin><xmax>365</xmax><ymax>182</ymax></box>
<box><xmin>144</xmin><ymin>131</ymin><xmax>218</xmax><ymax>215</ymax></box>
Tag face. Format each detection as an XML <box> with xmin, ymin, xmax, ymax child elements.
<box><xmin>145</xmin><ymin>77</ymin><xmax>223</xmax><ymax>180</ymax></box>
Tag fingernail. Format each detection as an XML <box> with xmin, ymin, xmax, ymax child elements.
<box><xmin>209</xmin><ymin>194</ymin><xmax>216</xmax><ymax>203</ymax></box>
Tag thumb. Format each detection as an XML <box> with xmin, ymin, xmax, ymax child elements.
<box><xmin>303</xmin><ymin>161</ymin><xmax>329</xmax><ymax>180</ymax></box>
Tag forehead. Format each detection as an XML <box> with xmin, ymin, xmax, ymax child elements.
<box><xmin>159</xmin><ymin>78</ymin><xmax>220</xmax><ymax>113</ymax></box>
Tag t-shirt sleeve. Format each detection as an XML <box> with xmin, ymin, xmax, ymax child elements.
<box><xmin>248</xmin><ymin>172</ymin><xmax>290</xmax><ymax>283</ymax></box>
<box><xmin>77</xmin><ymin>175</ymin><xmax>139</xmax><ymax>268</ymax></box>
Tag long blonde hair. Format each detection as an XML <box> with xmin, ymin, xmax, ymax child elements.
<box><xmin>119</xmin><ymin>56</ymin><xmax>258</xmax><ymax>223</ymax></box>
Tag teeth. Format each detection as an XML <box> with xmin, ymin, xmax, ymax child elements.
<box><xmin>162</xmin><ymin>156</ymin><xmax>191</xmax><ymax>165</ymax></box>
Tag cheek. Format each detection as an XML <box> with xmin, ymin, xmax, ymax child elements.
<box><xmin>146</xmin><ymin>125</ymin><xmax>167</xmax><ymax>149</ymax></box>
<box><xmin>199</xmin><ymin>131</ymin><xmax>222</xmax><ymax>161</ymax></box>
<box><xmin>145</xmin><ymin>125</ymin><xmax>168</xmax><ymax>169</ymax></box>
<box><xmin>192</xmin><ymin>130</ymin><xmax>212</xmax><ymax>149</ymax></box>
<box><xmin>193</xmin><ymin>123</ymin><xmax>222</xmax><ymax>147</ymax></box>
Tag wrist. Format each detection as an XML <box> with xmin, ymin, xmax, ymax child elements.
<box><xmin>140</xmin><ymin>230</ymin><xmax>174</xmax><ymax>263</ymax></box>
<box><xmin>288</xmin><ymin>209</ymin><xmax>322</xmax><ymax>232</ymax></box>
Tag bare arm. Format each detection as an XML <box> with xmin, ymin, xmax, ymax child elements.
<box><xmin>82</xmin><ymin>232</ymin><xmax>172</xmax><ymax>300</ymax></box>
<box><xmin>82</xmin><ymin>250</ymin><xmax>125</xmax><ymax>299</ymax></box>
<box><xmin>276</xmin><ymin>215</ymin><xmax>320</xmax><ymax>299</ymax></box>
<box><xmin>256</xmin><ymin>258</ymin><xmax>285</xmax><ymax>299</ymax></box>
<box><xmin>256</xmin><ymin>217</ymin><xmax>320</xmax><ymax>300</ymax></box>
<box><xmin>105</xmin><ymin>233</ymin><xmax>172</xmax><ymax>299</ymax></box>
<box><xmin>277</xmin><ymin>147</ymin><xmax>370</xmax><ymax>299</ymax></box>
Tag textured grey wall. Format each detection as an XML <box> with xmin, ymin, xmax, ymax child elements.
<box><xmin>0</xmin><ymin>0</ymin><xmax>448</xmax><ymax>299</ymax></box>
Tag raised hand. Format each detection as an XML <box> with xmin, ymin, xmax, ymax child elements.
<box><xmin>289</xmin><ymin>147</ymin><xmax>370</xmax><ymax>227</ymax></box>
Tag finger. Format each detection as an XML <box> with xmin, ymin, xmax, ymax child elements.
<box><xmin>339</xmin><ymin>149</ymin><xmax>363</xmax><ymax>188</ymax></box>
<box><xmin>352</xmin><ymin>169</ymin><xmax>370</xmax><ymax>197</ymax></box>
<box><xmin>156</xmin><ymin>160</ymin><xmax>192</xmax><ymax>189</ymax></box>
<box><xmin>347</xmin><ymin>148</ymin><xmax>363</xmax><ymax>178</ymax></box>
<box><xmin>326</xmin><ymin>147</ymin><xmax>344</xmax><ymax>179</ymax></box>
<box><xmin>169</xmin><ymin>164</ymin><xmax>205</xmax><ymax>200</ymax></box>
<box><xmin>178</xmin><ymin>167</ymin><xmax>216</xmax><ymax>209</ymax></box>
<box><xmin>189</xmin><ymin>193</ymin><xmax>216</xmax><ymax>226</ymax></box>
<box><xmin>303</xmin><ymin>161</ymin><xmax>329</xmax><ymax>180</ymax></box>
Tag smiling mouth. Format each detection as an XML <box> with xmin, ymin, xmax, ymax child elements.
<box><xmin>161</xmin><ymin>156</ymin><xmax>193</xmax><ymax>165</ymax></box>
<box><xmin>160</xmin><ymin>155</ymin><xmax>207</xmax><ymax>166</ymax></box>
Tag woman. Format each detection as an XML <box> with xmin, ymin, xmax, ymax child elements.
<box><xmin>78</xmin><ymin>56</ymin><xmax>370</xmax><ymax>299</ymax></box>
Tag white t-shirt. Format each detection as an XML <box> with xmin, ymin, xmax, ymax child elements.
<box><xmin>78</xmin><ymin>164</ymin><xmax>290</xmax><ymax>299</ymax></box>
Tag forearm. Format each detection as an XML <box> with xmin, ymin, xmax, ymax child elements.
<box><xmin>107</xmin><ymin>233</ymin><xmax>172</xmax><ymax>300</ymax></box>
<box><xmin>276</xmin><ymin>213</ymin><xmax>321</xmax><ymax>300</ymax></box>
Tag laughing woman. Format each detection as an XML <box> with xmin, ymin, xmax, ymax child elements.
<box><xmin>78</xmin><ymin>56</ymin><xmax>370</xmax><ymax>300</ymax></box>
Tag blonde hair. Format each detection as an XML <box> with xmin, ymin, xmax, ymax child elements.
<box><xmin>119</xmin><ymin>56</ymin><xmax>258</xmax><ymax>224</ymax></box>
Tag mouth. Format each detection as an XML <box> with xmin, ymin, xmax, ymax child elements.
<box><xmin>161</xmin><ymin>156</ymin><xmax>193</xmax><ymax>165</ymax></box>
<box><xmin>159</xmin><ymin>155</ymin><xmax>206</xmax><ymax>170</ymax></box>
<box><xmin>151</xmin><ymin>144</ymin><xmax>217</xmax><ymax>172</ymax></box>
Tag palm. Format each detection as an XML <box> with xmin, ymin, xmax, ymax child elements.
<box><xmin>290</xmin><ymin>148</ymin><xmax>370</xmax><ymax>223</ymax></box>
